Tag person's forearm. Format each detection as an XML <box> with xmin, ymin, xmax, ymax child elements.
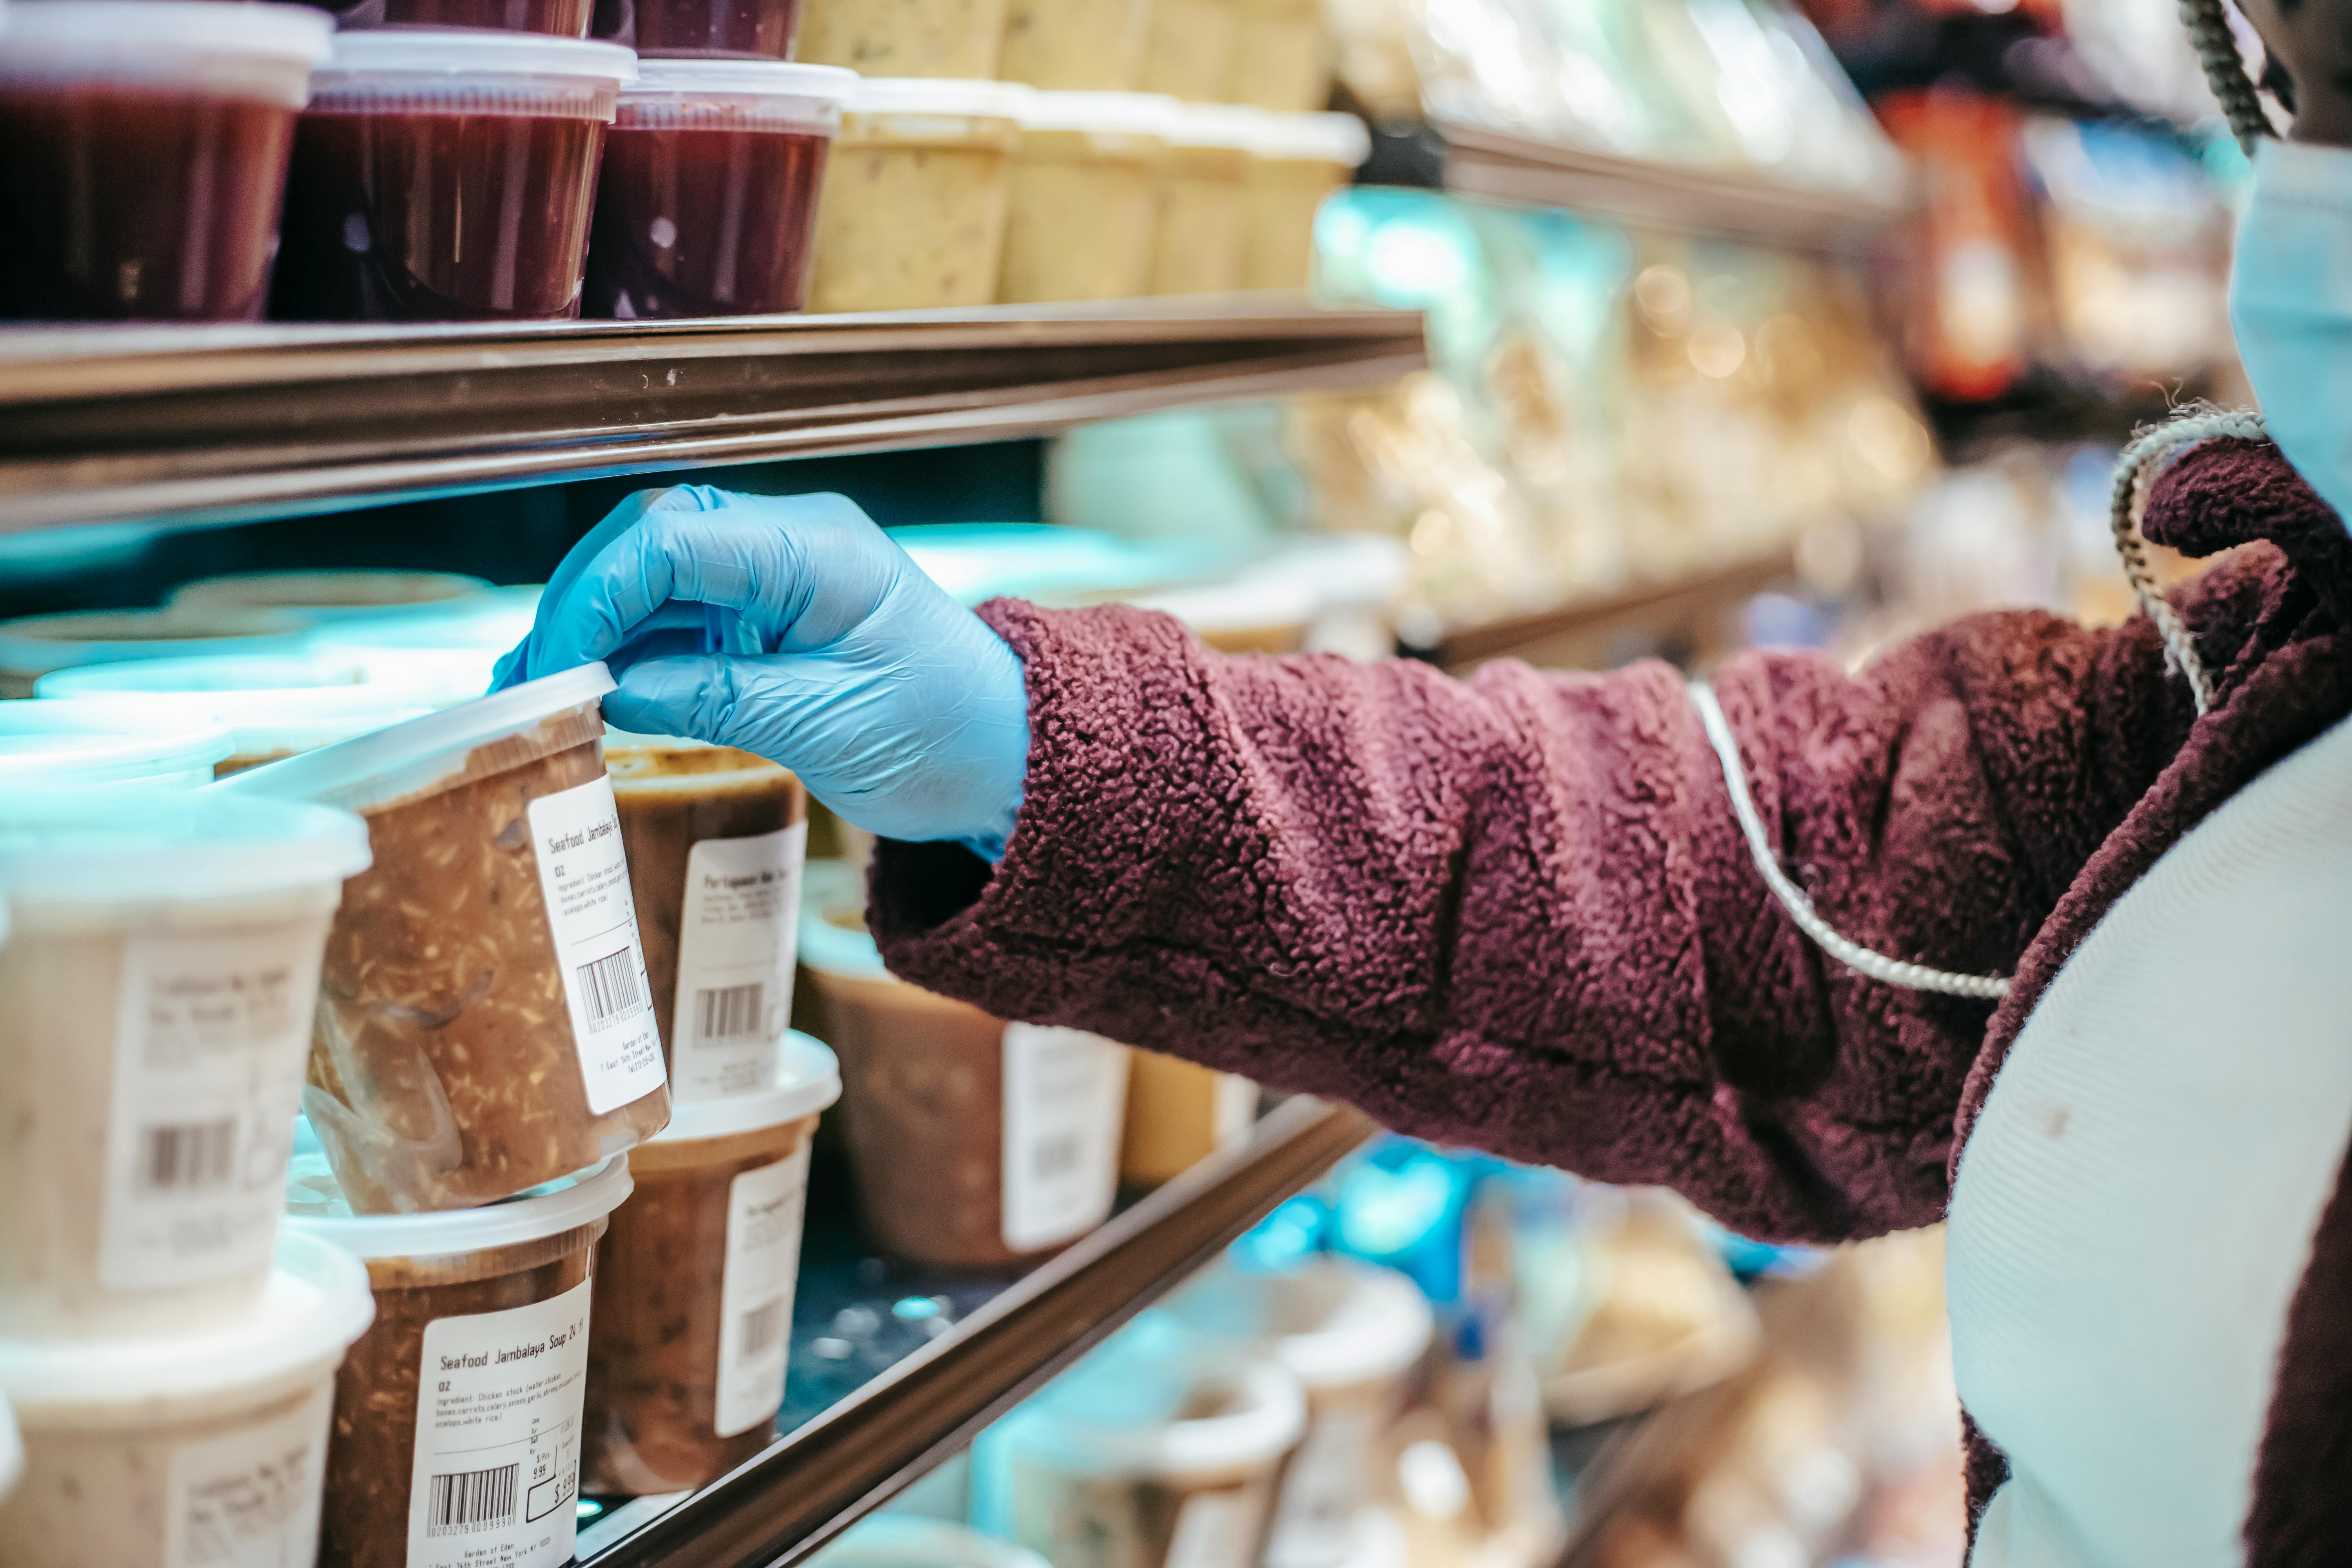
<box><xmin>871</xmin><ymin>592</ymin><xmax>2193</xmax><ymax>1244</ymax></box>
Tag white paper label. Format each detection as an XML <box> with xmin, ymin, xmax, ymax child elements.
<box><xmin>1213</xmin><ymin>1074</ymin><xmax>1258</xmax><ymax>1148</ymax></box>
<box><xmin>713</xmin><ymin>1141</ymin><xmax>811</xmax><ymax>1437</ymax></box>
<box><xmin>670</xmin><ymin>822</ymin><xmax>805</xmax><ymax>1103</ymax></box>
<box><xmin>1165</xmin><ymin>1486</ymin><xmax>1266</xmax><ymax>1568</ymax></box>
<box><xmin>408</xmin><ymin>1277</ymin><xmax>592</xmax><ymax>1568</ymax></box>
<box><xmin>101</xmin><ymin>927</ymin><xmax>319</xmax><ymax>1290</ymax></box>
<box><xmin>1265</xmin><ymin>1410</ymin><xmax>1375</xmax><ymax>1568</ymax></box>
<box><xmin>529</xmin><ymin>777</ymin><xmax>666</xmax><ymax>1115</ymax></box>
<box><xmin>163</xmin><ymin>1379</ymin><xmax>332</xmax><ymax>1568</ymax></box>
<box><xmin>999</xmin><ymin>1024</ymin><xmax>1128</xmax><ymax>1252</ymax></box>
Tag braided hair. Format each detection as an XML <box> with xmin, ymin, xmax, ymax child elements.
<box><xmin>2180</xmin><ymin>0</ymin><xmax>2274</xmax><ymax>151</ymax></box>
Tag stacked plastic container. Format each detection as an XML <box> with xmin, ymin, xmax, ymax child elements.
<box><xmin>0</xmin><ymin>789</ymin><xmax>379</xmax><ymax>1568</ymax></box>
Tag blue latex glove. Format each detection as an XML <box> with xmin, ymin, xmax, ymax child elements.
<box><xmin>494</xmin><ymin>486</ymin><xmax>1029</xmax><ymax>860</ymax></box>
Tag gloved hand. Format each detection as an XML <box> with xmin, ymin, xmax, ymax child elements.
<box><xmin>494</xmin><ymin>486</ymin><xmax>1030</xmax><ymax>860</ymax></box>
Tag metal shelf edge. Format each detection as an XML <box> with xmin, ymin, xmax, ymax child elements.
<box><xmin>579</xmin><ymin>1096</ymin><xmax>1376</xmax><ymax>1568</ymax></box>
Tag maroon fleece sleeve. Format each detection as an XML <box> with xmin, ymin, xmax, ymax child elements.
<box><xmin>869</xmin><ymin>587</ymin><xmax>2195</xmax><ymax>1243</ymax></box>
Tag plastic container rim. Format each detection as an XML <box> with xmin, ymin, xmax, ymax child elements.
<box><xmin>625</xmin><ymin>56</ymin><xmax>856</xmax><ymax>103</ymax></box>
<box><xmin>315</xmin><ymin>29</ymin><xmax>639</xmax><ymax>86</ymax></box>
<box><xmin>0</xmin><ymin>698</ymin><xmax>234</xmax><ymax>782</ymax></box>
<box><xmin>285</xmin><ymin>1151</ymin><xmax>634</xmax><ymax>1258</ymax></box>
<box><xmin>0</xmin><ymin>0</ymin><xmax>332</xmax><ymax>65</ymax></box>
<box><xmin>210</xmin><ymin>660</ymin><xmax>614</xmax><ymax>812</ymax></box>
<box><xmin>1013</xmin><ymin>89</ymin><xmax>1179</xmax><ymax>138</ymax></box>
<box><xmin>846</xmin><ymin>76</ymin><xmax>1033</xmax><ymax>121</ymax></box>
<box><xmin>0</xmin><ymin>1230</ymin><xmax>374</xmax><ymax>1420</ymax></box>
<box><xmin>652</xmin><ymin>1031</ymin><xmax>841</xmax><ymax>1144</ymax></box>
<box><xmin>1009</xmin><ymin>1357</ymin><xmax>1307</xmax><ymax>1477</ymax></box>
<box><xmin>0</xmin><ymin>786</ymin><xmax>372</xmax><ymax>905</ymax></box>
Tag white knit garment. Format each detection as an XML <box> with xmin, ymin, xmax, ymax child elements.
<box><xmin>1950</xmin><ymin>710</ymin><xmax>2352</xmax><ymax>1566</ymax></box>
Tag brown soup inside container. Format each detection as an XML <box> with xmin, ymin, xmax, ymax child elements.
<box><xmin>583</xmin><ymin>1113</ymin><xmax>818</xmax><ymax>1491</ymax></box>
<box><xmin>608</xmin><ymin>741</ymin><xmax>808</xmax><ymax>1098</ymax></box>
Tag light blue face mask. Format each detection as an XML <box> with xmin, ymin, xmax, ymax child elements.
<box><xmin>2230</xmin><ymin>138</ymin><xmax>2352</xmax><ymax>533</ymax></box>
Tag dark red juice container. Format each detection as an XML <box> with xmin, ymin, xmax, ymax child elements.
<box><xmin>0</xmin><ymin>1</ymin><xmax>332</xmax><ymax>321</ymax></box>
<box><xmin>589</xmin><ymin>0</ymin><xmax>801</xmax><ymax>59</ymax></box>
<box><xmin>270</xmin><ymin>31</ymin><xmax>636</xmax><ymax>321</ymax></box>
<box><xmin>320</xmin><ymin>0</ymin><xmax>593</xmax><ymax>36</ymax></box>
<box><xmin>584</xmin><ymin>59</ymin><xmax>850</xmax><ymax>319</ymax></box>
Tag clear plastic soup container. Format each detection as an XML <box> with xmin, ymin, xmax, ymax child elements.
<box><xmin>794</xmin><ymin>0</ymin><xmax>1007</xmax><ymax>80</ymax></box>
<box><xmin>585</xmin><ymin>60</ymin><xmax>854</xmax><ymax>321</ymax></box>
<box><xmin>217</xmin><ymin>664</ymin><xmax>675</xmax><ymax>1214</ymax></box>
<box><xmin>1136</xmin><ymin>0</ymin><xmax>1235</xmax><ymax>101</ymax></box>
<box><xmin>1166</xmin><ymin>1260</ymin><xmax>1433</xmax><ymax>1568</ymax></box>
<box><xmin>996</xmin><ymin>0</ymin><xmax>1151</xmax><ymax>90</ymax></box>
<box><xmin>358</xmin><ymin>0</ymin><xmax>594</xmax><ymax>38</ymax></box>
<box><xmin>1148</xmin><ymin>105</ymin><xmax>1257</xmax><ymax>295</ymax></box>
<box><xmin>0</xmin><ymin>1229</ymin><xmax>374</xmax><ymax>1568</ymax></box>
<box><xmin>806</xmin><ymin>78</ymin><xmax>1027</xmax><ymax>313</ymax></box>
<box><xmin>270</xmin><ymin>31</ymin><xmax>637</xmax><ymax>322</ymax></box>
<box><xmin>0</xmin><ymin>605</ymin><xmax>311</xmax><ymax>697</ymax></box>
<box><xmin>583</xmin><ymin>1033</ymin><xmax>840</xmax><ymax>1493</ymax></box>
<box><xmin>1120</xmin><ymin>1050</ymin><xmax>1256</xmax><ymax>1186</ymax></box>
<box><xmin>34</xmin><ymin>665</ymin><xmax>437</xmax><ymax>775</ymax></box>
<box><xmin>1238</xmin><ymin>111</ymin><xmax>1367</xmax><ymax>292</ymax></box>
<box><xmin>0</xmin><ymin>0</ymin><xmax>332</xmax><ymax>321</ymax></box>
<box><xmin>167</xmin><ymin>569</ymin><xmax>495</xmax><ymax>623</ymax></box>
<box><xmin>0</xmin><ymin>790</ymin><xmax>370</xmax><ymax>1338</ymax></box>
<box><xmin>0</xmin><ymin>699</ymin><xmax>233</xmax><ymax>788</ymax></box>
<box><xmin>800</xmin><ymin>860</ymin><xmax>1129</xmax><ymax>1270</ymax></box>
<box><xmin>1223</xmin><ymin>0</ymin><xmax>1328</xmax><ymax>112</ymax></box>
<box><xmin>284</xmin><ymin>1150</ymin><xmax>631</xmax><ymax>1568</ymax></box>
<box><xmin>606</xmin><ymin>730</ymin><xmax>809</xmax><ymax>1103</ymax></box>
<box><xmin>1002</xmin><ymin>1319</ymin><xmax>1307</xmax><ymax>1568</ymax></box>
<box><xmin>997</xmin><ymin>91</ymin><xmax>1170</xmax><ymax>304</ymax></box>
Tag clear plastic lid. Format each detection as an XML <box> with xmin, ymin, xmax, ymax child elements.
<box><xmin>310</xmin><ymin>29</ymin><xmax>637</xmax><ymax>121</ymax></box>
<box><xmin>0</xmin><ymin>786</ymin><xmax>371</xmax><ymax>907</ymax></box>
<box><xmin>620</xmin><ymin>57</ymin><xmax>854</xmax><ymax>134</ymax></box>
<box><xmin>285</xmin><ymin>1149</ymin><xmax>633</xmax><ymax>1258</ymax></box>
<box><xmin>847</xmin><ymin>76</ymin><xmax>1033</xmax><ymax>122</ymax></box>
<box><xmin>0</xmin><ymin>1230</ymin><xmax>374</xmax><ymax>1423</ymax></box>
<box><xmin>1163</xmin><ymin>102</ymin><xmax>1269</xmax><ymax>153</ymax></box>
<box><xmin>1166</xmin><ymin>1259</ymin><xmax>1433</xmax><ymax>1389</ymax></box>
<box><xmin>211</xmin><ymin>661</ymin><xmax>614</xmax><ymax>814</ymax></box>
<box><xmin>41</xmin><ymin>683</ymin><xmax>436</xmax><ymax>764</ymax></box>
<box><xmin>0</xmin><ymin>698</ymin><xmax>232</xmax><ymax>786</ymax></box>
<box><xmin>1243</xmin><ymin>109</ymin><xmax>1370</xmax><ymax>166</ymax></box>
<box><xmin>0</xmin><ymin>606</ymin><xmax>312</xmax><ymax>684</ymax></box>
<box><xmin>169</xmin><ymin>569</ymin><xmax>494</xmax><ymax>622</ymax></box>
<box><xmin>651</xmin><ymin>1032</ymin><xmax>840</xmax><ymax>1144</ymax></box>
<box><xmin>0</xmin><ymin>0</ymin><xmax>331</xmax><ymax>106</ymax></box>
<box><xmin>1014</xmin><ymin>89</ymin><xmax>1178</xmax><ymax>138</ymax></box>
<box><xmin>1006</xmin><ymin>1314</ymin><xmax>1307</xmax><ymax>1477</ymax></box>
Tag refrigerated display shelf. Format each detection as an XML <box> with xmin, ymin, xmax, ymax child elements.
<box><xmin>574</xmin><ymin>1094</ymin><xmax>1375</xmax><ymax>1568</ymax></box>
<box><xmin>0</xmin><ymin>297</ymin><xmax>1426</xmax><ymax>536</ymax></box>
<box><xmin>1437</xmin><ymin>122</ymin><xmax>1910</xmax><ymax>251</ymax></box>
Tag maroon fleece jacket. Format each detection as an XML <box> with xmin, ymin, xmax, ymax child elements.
<box><xmin>872</xmin><ymin>439</ymin><xmax>2352</xmax><ymax>1558</ymax></box>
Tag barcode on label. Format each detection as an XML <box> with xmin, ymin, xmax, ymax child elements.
<box><xmin>1031</xmin><ymin>1133</ymin><xmax>1081</xmax><ymax>1181</ymax></box>
<box><xmin>740</xmin><ymin>1298</ymin><xmax>788</xmax><ymax>1359</ymax></box>
<box><xmin>576</xmin><ymin>949</ymin><xmax>645</xmax><ymax>1029</ymax></box>
<box><xmin>425</xmin><ymin>1463</ymin><xmax>517</xmax><ymax>1537</ymax></box>
<box><xmin>696</xmin><ymin>982</ymin><xmax>764</xmax><ymax>1042</ymax></box>
<box><xmin>139</xmin><ymin>1118</ymin><xmax>236</xmax><ymax>1194</ymax></box>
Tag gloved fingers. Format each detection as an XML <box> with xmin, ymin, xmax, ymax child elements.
<box><xmin>493</xmin><ymin>484</ymin><xmax>711</xmax><ymax>689</ymax></box>
<box><xmin>528</xmin><ymin>491</ymin><xmax>895</xmax><ymax>677</ymax></box>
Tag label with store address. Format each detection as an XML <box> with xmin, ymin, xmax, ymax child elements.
<box><xmin>163</xmin><ymin>1378</ymin><xmax>333</xmax><ymax>1568</ymax></box>
<box><xmin>407</xmin><ymin>1277</ymin><xmax>592</xmax><ymax>1568</ymax></box>
<box><xmin>671</xmin><ymin>822</ymin><xmax>805</xmax><ymax>1103</ymax></box>
<box><xmin>528</xmin><ymin>777</ymin><xmax>665</xmax><ymax>1115</ymax></box>
<box><xmin>101</xmin><ymin>925</ymin><xmax>323</xmax><ymax>1290</ymax></box>
<box><xmin>998</xmin><ymin>1024</ymin><xmax>1128</xmax><ymax>1252</ymax></box>
<box><xmin>713</xmin><ymin>1141</ymin><xmax>811</xmax><ymax>1436</ymax></box>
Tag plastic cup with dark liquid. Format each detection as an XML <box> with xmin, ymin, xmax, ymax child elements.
<box><xmin>590</xmin><ymin>0</ymin><xmax>804</xmax><ymax>59</ymax></box>
<box><xmin>0</xmin><ymin>1</ymin><xmax>332</xmax><ymax>321</ymax></box>
<box><xmin>584</xmin><ymin>59</ymin><xmax>851</xmax><ymax>320</ymax></box>
<box><xmin>269</xmin><ymin>30</ymin><xmax>636</xmax><ymax>322</ymax></box>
